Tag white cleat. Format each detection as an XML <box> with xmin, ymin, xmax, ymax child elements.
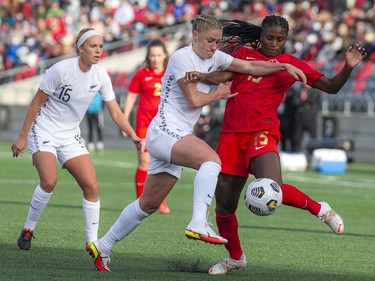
<box><xmin>318</xmin><ymin>202</ymin><xmax>344</xmax><ymax>234</ymax></box>
<box><xmin>209</xmin><ymin>254</ymin><xmax>247</xmax><ymax>275</ymax></box>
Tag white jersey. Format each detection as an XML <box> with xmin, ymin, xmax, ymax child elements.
<box><xmin>152</xmin><ymin>44</ymin><xmax>233</xmax><ymax>133</ymax></box>
<box><xmin>35</xmin><ymin>57</ymin><xmax>115</xmax><ymax>142</ymax></box>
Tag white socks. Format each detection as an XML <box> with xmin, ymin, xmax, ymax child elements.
<box><xmin>82</xmin><ymin>198</ymin><xmax>100</xmax><ymax>243</ymax></box>
<box><xmin>24</xmin><ymin>184</ymin><xmax>52</xmax><ymax>230</ymax></box>
<box><xmin>189</xmin><ymin>161</ymin><xmax>221</xmax><ymax>228</ymax></box>
<box><xmin>99</xmin><ymin>199</ymin><xmax>149</xmax><ymax>255</ymax></box>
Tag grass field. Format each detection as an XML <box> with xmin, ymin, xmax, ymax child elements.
<box><xmin>1</xmin><ymin>141</ymin><xmax>374</xmax><ymax>281</ymax></box>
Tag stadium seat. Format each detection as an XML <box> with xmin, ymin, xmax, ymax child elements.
<box><xmin>352</xmin><ymin>61</ymin><xmax>374</xmax><ymax>95</ymax></box>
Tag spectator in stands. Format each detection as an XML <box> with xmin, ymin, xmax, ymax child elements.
<box><xmin>1</xmin><ymin>0</ymin><xmax>374</xmax><ymax>94</ymax></box>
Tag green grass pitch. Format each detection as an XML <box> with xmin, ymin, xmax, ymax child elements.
<box><xmin>1</xmin><ymin>141</ymin><xmax>374</xmax><ymax>281</ymax></box>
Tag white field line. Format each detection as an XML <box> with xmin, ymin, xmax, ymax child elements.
<box><xmin>2</xmin><ymin>152</ymin><xmax>375</xmax><ymax>191</ymax></box>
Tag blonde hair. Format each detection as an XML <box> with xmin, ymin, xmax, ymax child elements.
<box><xmin>191</xmin><ymin>14</ymin><xmax>222</xmax><ymax>33</ymax></box>
<box><xmin>74</xmin><ymin>28</ymin><xmax>96</xmax><ymax>55</ymax></box>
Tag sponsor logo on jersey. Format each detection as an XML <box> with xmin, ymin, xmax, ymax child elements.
<box><xmin>255</xmin><ymin>146</ymin><xmax>265</xmax><ymax>150</ymax></box>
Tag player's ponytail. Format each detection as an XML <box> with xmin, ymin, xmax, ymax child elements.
<box><xmin>219</xmin><ymin>20</ymin><xmax>262</xmax><ymax>55</ymax></box>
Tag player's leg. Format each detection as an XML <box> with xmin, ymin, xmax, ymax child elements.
<box><xmin>135</xmin><ymin>131</ymin><xmax>171</xmax><ymax>214</ymax></box>
<box><xmin>209</xmin><ymin>173</ymin><xmax>248</xmax><ymax>275</ymax></box>
<box><xmin>135</xmin><ymin>150</ymin><xmax>149</xmax><ymax>198</ymax></box>
<box><xmin>209</xmin><ymin>132</ymin><xmax>249</xmax><ymax>274</ymax></box>
<box><xmin>18</xmin><ymin>151</ymin><xmax>57</xmax><ymax>250</ymax></box>
<box><xmin>87</xmin><ymin>172</ymin><xmax>176</xmax><ymax>271</ymax></box>
<box><xmin>171</xmin><ymin>134</ymin><xmax>226</xmax><ymax>244</ymax></box>
<box><xmin>251</xmin><ymin>152</ymin><xmax>344</xmax><ymax>234</ymax></box>
<box><xmin>64</xmin><ymin>153</ymin><xmax>100</xmax><ymax>244</ymax></box>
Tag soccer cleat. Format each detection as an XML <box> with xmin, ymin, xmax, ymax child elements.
<box><xmin>209</xmin><ymin>254</ymin><xmax>247</xmax><ymax>275</ymax></box>
<box><xmin>318</xmin><ymin>202</ymin><xmax>344</xmax><ymax>234</ymax></box>
<box><xmin>185</xmin><ymin>223</ymin><xmax>228</xmax><ymax>245</ymax></box>
<box><xmin>17</xmin><ymin>228</ymin><xmax>34</xmax><ymax>250</ymax></box>
<box><xmin>86</xmin><ymin>241</ymin><xmax>111</xmax><ymax>272</ymax></box>
<box><xmin>159</xmin><ymin>200</ymin><xmax>171</xmax><ymax>215</ymax></box>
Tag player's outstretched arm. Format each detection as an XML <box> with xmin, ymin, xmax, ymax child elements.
<box><xmin>184</xmin><ymin>71</ymin><xmax>233</xmax><ymax>85</ymax></box>
<box><xmin>313</xmin><ymin>44</ymin><xmax>367</xmax><ymax>94</ymax></box>
<box><xmin>227</xmin><ymin>58</ymin><xmax>307</xmax><ymax>85</ymax></box>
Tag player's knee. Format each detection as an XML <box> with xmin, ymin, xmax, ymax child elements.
<box><xmin>40</xmin><ymin>179</ymin><xmax>57</xmax><ymax>192</ymax></box>
<box><xmin>139</xmin><ymin>196</ymin><xmax>159</xmax><ymax>214</ymax></box>
<box><xmin>82</xmin><ymin>182</ymin><xmax>99</xmax><ymax>197</ymax></box>
<box><xmin>210</xmin><ymin>154</ymin><xmax>221</xmax><ymax>166</ymax></box>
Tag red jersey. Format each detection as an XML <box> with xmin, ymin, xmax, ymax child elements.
<box><xmin>221</xmin><ymin>47</ymin><xmax>323</xmax><ymax>132</ymax></box>
<box><xmin>129</xmin><ymin>67</ymin><xmax>164</xmax><ymax>131</ymax></box>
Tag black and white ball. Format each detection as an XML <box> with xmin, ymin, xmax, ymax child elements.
<box><xmin>244</xmin><ymin>178</ymin><xmax>283</xmax><ymax>216</ymax></box>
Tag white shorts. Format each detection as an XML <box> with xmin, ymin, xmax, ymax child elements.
<box><xmin>27</xmin><ymin>127</ymin><xmax>89</xmax><ymax>166</ymax></box>
<box><xmin>146</xmin><ymin>123</ymin><xmax>190</xmax><ymax>178</ymax></box>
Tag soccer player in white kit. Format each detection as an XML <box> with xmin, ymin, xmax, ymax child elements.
<box><xmin>86</xmin><ymin>14</ymin><xmax>306</xmax><ymax>272</ymax></box>
<box><xmin>11</xmin><ymin>28</ymin><xmax>144</xmax><ymax>251</ymax></box>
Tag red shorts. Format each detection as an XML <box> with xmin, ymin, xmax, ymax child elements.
<box><xmin>216</xmin><ymin>128</ymin><xmax>280</xmax><ymax>177</ymax></box>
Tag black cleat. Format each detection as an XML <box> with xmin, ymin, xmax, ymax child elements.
<box><xmin>17</xmin><ymin>228</ymin><xmax>34</xmax><ymax>250</ymax></box>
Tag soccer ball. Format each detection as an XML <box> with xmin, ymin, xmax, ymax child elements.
<box><xmin>244</xmin><ymin>178</ymin><xmax>283</xmax><ymax>216</ymax></box>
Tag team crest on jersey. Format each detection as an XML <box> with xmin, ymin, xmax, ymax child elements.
<box><xmin>268</xmin><ymin>59</ymin><xmax>279</xmax><ymax>63</ymax></box>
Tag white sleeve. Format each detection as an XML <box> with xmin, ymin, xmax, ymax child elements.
<box><xmin>170</xmin><ymin>50</ymin><xmax>194</xmax><ymax>81</ymax></box>
<box><xmin>99</xmin><ymin>69</ymin><xmax>116</xmax><ymax>101</ymax></box>
<box><xmin>214</xmin><ymin>50</ymin><xmax>233</xmax><ymax>71</ymax></box>
<box><xmin>39</xmin><ymin>64</ymin><xmax>62</xmax><ymax>96</ymax></box>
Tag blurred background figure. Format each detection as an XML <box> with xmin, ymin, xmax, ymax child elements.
<box><xmin>279</xmin><ymin>84</ymin><xmax>320</xmax><ymax>152</ymax></box>
<box><xmin>123</xmin><ymin>38</ymin><xmax>171</xmax><ymax>214</ymax></box>
<box><xmin>86</xmin><ymin>92</ymin><xmax>105</xmax><ymax>153</ymax></box>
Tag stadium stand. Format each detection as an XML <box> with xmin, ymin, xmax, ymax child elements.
<box><xmin>1</xmin><ymin>0</ymin><xmax>375</xmax><ymax>161</ymax></box>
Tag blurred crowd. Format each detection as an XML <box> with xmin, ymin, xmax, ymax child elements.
<box><xmin>0</xmin><ymin>0</ymin><xmax>374</xmax><ymax>78</ymax></box>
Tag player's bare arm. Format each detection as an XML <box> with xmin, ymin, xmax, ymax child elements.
<box><xmin>227</xmin><ymin>59</ymin><xmax>307</xmax><ymax>85</ymax></box>
<box><xmin>185</xmin><ymin>71</ymin><xmax>233</xmax><ymax>85</ymax></box>
<box><xmin>11</xmin><ymin>89</ymin><xmax>49</xmax><ymax>157</ymax></box>
<box><xmin>105</xmin><ymin>99</ymin><xmax>145</xmax><ymax>153</ymax></box>
<box><xmin>313</xmin><ymin>44</ymin><xmax>367</xmax><ymax>94</ymax></box>
<box><xmin>178</xmin><ymin>78</ymin><xmax>236</xmax><ymax>108</ymax></box>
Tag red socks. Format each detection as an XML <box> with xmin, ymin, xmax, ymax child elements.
<box><xmin>135</xmin><ymin>168</ymin><xmax>147</xmax><ymax>198</ymax></box>
<box><xmin>215</xmin><ymin>183</ymin><xmax>321</xmax><ymax>260</ymax></box>
<box><xmin>216</xmin><ymin>209</ymin><xmax>243</xmax><ymax>260</ymax></box>
<box><xmin>281</xmin><ymin>183</ymin><xmax>321</xmax><ymax>215</ymax></box>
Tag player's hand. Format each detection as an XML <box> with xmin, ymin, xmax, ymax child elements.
<box><xmin>11</xmin><ymin>137</ymin><xmax>26</xmax><ymax>157</ymax></box>
<box><xmin>132</xmin><ymin>136</ymin><xmax>145</xmax><ymax>154</ymax></box>
<box><xmin>216</xmin><ymin>83</ymin><xmax>238</xmax><ymax>100</ymax></box>
<box><xmin>345</xmin><ymin>44</ymin><xmax>367</xmax><ymax>68</ymax></box>
<box><xmin>184</xmin><ymin>71</ymin><xmax>206</xmax><ymax>83</ymax></box>
<box><xmin>285</xmin><ymin>64</ymin><xmax>307</xmax><ymax>87</ymax></box>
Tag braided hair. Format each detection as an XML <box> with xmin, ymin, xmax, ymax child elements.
<box><xmin>191</xmin><ymin>14</ymin><xmax>222</xmax><ymax>33</ymax></box>
<box><xmin>220</xmin><ymin>14</ymin><xmax>289</xmax><ymax>54</ymax></box>
<box><xmin>262</xmin><ymin>14</ymin><xmax>289</xmax><ymax>34</ymax></box>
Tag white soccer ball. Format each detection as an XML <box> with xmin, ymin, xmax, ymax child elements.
<box><xmin>244</xmin><ymin>178</ymin><xmax>283</xmax><ymax>216</ymax></box>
